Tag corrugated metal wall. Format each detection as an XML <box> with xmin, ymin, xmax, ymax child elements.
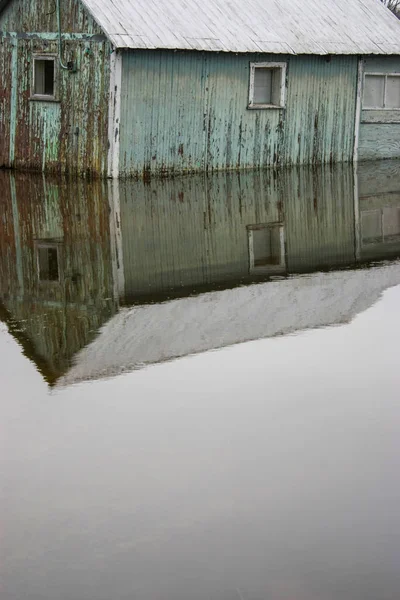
<box><xmin>119</xmin><ymin>51</ymin><xmax>358</xmax><ymax>177</ymax></box>
<box><xmin>0</xmin><ymin>0</ymin><xmax>111</xmax><ymax>175</ymax></box>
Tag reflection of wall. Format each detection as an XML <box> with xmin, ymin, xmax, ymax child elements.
<box><xmin>118</xmin><ymin>171</ymin><xmax>283</xmax><ymax>299</ymax></box>
<box><xmin>0</xmin><ymin>172</ymin><xmax>115</xmax><ymax>383</ymax></box>
<box><xmin>285</xmin><ymin>164</ymin><xmax>356</xmax><ymax>272</ymax></box>
<box><xmin>358</xmin><ymin>160</ymin><xmax>400</xmax><ymax>261</ymax></box>
<box><xmin>117</xmin><ymin>165</ymin><xmax>357</xmax><ymax>300</ymax></box>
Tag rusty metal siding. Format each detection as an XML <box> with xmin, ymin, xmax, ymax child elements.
<box><xmin>119</xmin><ymin>51</ymin><xmax>358</xmax><ymax>177</ymax></box>
<box><xmin>0</xmin><ymin>0</ymin><xmax>111</xmax><ymax>176</ymax></box>
<box><xmin>0</xmin><ymin>37</ymin><xmax>12</xmax><ymax>166</ymax></box>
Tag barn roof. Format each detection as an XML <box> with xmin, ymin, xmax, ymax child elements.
<box><xmin>79</xmin><ymin>0</ymin><xmax>400</xmax><ymax>54</ymax></box>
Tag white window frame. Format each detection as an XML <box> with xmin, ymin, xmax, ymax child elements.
<box><xmin>363</xmin><ymin>72</ymin><xmax>400</xmax><ymax>110</ymax></box>
<box><xmin>247</xmin><ymin>223</ymin><xmax>286</xmax><ymax>273</ymax></box>
<box><xmin>361</xmin><ymin>208</ymin><xmax>400</xmax><ymax>246</ymax></box>
<box><xmin>248</xmin><ymin>62</ymin><xmax>287</xmax><ymax>109</ymax></box>
<box><xmin>31</xmin><ymin>54</ymin><xmax>58</xmax><ymax>102</ymax></box>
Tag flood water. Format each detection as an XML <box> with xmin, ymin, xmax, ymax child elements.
<box><xmin>1</xmin><ymin>161</ymin><xmax>400</xmax><ymax>600</ymax></box>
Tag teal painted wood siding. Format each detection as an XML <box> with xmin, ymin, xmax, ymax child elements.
<box><xmin>359</xmin><ymin>57</ymin><xmax>400</xmax><ymax>161</ymax></box>
<box><xmin>119</xmin><ymin>51</ymin><xmax>358</xmax><ymax>177</ymax></box>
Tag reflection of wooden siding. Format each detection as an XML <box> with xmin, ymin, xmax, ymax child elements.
<box><xmin>119</xmin><ymin>165</ymin><xmax>357</xmax><ymax>299</ymax></box>
<box><xmin>358</xmin><ymin>160</ymin><xmax>400</xmax><ymax>261</ymax></box>
<box><xmin>119</xmin><ymin>171</ymin><xmax>282</xmax><ymax>298</ymax></box>
<box><xmin>285</xmin><ymin>165</ymin><xmax>356</xmax><ymax>271</ymax></box>
<box><xmin>0</xmin><ymin>171</ymin><xmax>115</xmax><ymax>383</ymax></box>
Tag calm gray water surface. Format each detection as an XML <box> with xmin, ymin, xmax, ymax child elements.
<box><xmin>1</xmin><ymin>163</ymin><xmax>400</xmax><ymax>599</ymax></box>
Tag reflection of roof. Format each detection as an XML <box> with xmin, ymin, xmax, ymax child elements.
<box><xmin>0</xmin><ymin>303</ymin><xmax>61</xmax><ymax>386</ymax></box>
<box><xmin>58</xmin><ymin>261</ymin><xmax>400</xmax><ymax>387</ymax></box>
<box><xmin>77</xmin><ymin>0</ymin><xmax>400</xmax><ymax>54</ymax></box>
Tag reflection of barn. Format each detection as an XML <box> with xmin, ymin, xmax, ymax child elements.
<box><xmin>2</xmin><ymin>0</ymin><xmax>400</xmax><ymax>176</ymax></box>
<box><xmin>115</xmin><ymin>165</ymin><xmax>356</xmax><ymax>301</ymax></box>
<box><xmin>1</xmin><ymin>162</ymin><xmax>400</xmax><ymax>385</ymax></box>
<box><xmin>358</xmin><ymin>161</ymin><xmax>400</xmax><ymax>261</ymax></box>
<box><xmin>0</xmin><ymin>172</ymin><xmax>116</xmax><ymax>384</ymax></box>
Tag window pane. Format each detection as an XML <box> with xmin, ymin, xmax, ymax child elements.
<box><xmin>271</xmin><ymin>68</ymin><xmax>282</xmax><ymax>106</ymax></box>
<box><xmin>361</xmin><ymin>211</ymin><xmax>382</xmax><ymax>244</ymax></box>
<box><xmin>38</xmin><ymin>247</ymin><xmax>59</xmax><ymax>281</ymax></box>
<box><xmin>363</xmin><ymin>75</ymin><xmax>384</xmax><ymax>108</ymax></box>
<box><xmin>383</xmin><ymin>207</ymin><xmax>400</xmax><ymax>240</ymax></box>
<box><xmin>34</xmin><ymin>60</ymin><xmax>54</xmax><ymax>96</ymax></box>
<box><xmin>253</xmin><ymin>68</ymin><xmax>272</xmax><ymax>104</ymax></box>
<box><xmin>44</xmin><ymin>60</ymin><xmax>55</xmax><ymax>96</ymax></box>
<box><xmin>386</xmin><ymin>76</ymin><xmax>400</xmax><ymax>109</ymax></box>
<box><xmin>34</xmin><ymin>61</ymin><xmax>45</xmax><ymax>95</ymax></box>
<box><xmin>252</xmin><ymin>226</ymin><xmax>282</xmax><ymax>267</ymax></box>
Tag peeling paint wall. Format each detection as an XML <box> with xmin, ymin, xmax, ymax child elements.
<box><xmin>0</xmin><ymin>0</ymin><xmax>111</xmax><ymax>176</ymax></box>
<box><xmin>119</xmin><ymin>51</ymin><xmax>358</xmax><ymax>177</ymax></box>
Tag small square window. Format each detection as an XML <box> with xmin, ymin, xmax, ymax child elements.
<box><xmin>37</xmin><ymin>245</ymin><xmax>60</xmax><ymax>282</ymax></box>
<box><xmin>32</xmin><ymin>56</ymin><xmax>56</xmax><ymax>99</ymax></box>
<box><xmin>247</xmin><ymin>223</ymin><xmax>285</xmax><ymax>272</ymax></box>
<box><xmin>249</xmin><ymin>62</ymin><xmax>286</xmax><ymax>109</ymax></box>
<box><xmin>386</xmin><ymin>77</ymin><xmax>400</xmax><ymax>109</ymax></box>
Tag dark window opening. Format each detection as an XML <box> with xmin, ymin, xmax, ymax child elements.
<box><xmin>252</xmin><ymin>226</ymin><xmax>282</xmax><ymax>267</ymax></box>
<box><xmin>38</xmin><ymin>246</ymin><xmax>59</xmax><ymax>281</ymax></box>
<box><xmin>34</xmin><ymin>59</ymin><xmax>55</xmax><ymax>97</ymax></box>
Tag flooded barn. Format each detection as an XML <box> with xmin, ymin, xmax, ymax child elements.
<box><xmin>2</xmin><ymin>0</ymin><xmax>400</xmax><ymax>176</ymax></box>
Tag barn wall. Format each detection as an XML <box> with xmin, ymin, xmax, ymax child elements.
<box><xmin>119</xmin><ymin>51</ymin><xmax>358</xmax><ymax>177</ymax></box>
<box><xmin>358</xmin><ymin>57</ymin><xmax>400</xmax><ymax>161</ymax></box>
<box><xmin>0</xmin><ymin>0</ymin><xmax>111</xmax><ymax>176</ymax></box>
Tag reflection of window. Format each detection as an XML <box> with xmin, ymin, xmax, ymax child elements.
<box><xmin>32</xmin><ymin>56</ymin><xmax>56</xmax><ymax>99</ymax></box>
<box><xmin>361</xmin><ymin>207</ymin><xmax>400</xmax><ymax>244</ymax></box>
<box><xmin>248</xmin><ymin>62</ymin><xmax>286</xmax><ymax>109</ymax></box>
<box><xmin>36</xmin><ymin>244</ymin><xmax>60</xmax><ymax>282</ymax></box>
<box><xmin>247</xmin><ymin>223</ymin><xmax>285</xmax><ymax>272</ymax></box>
<box><xmin>363</xmin><ymin>73</ymin><xmax>400</xmax><ymax>109</ymax></box>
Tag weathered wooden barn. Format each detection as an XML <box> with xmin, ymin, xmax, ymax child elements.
<box><xmin>2</xmin><ymin>0</ymin><xmax>400</xmax><ymax>177</ymax></box>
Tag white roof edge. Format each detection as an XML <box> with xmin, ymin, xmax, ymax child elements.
<box><xmin>78</xmin><ymin>0</ymin><xmax>400</xmax><ymax>55</ymax></box>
